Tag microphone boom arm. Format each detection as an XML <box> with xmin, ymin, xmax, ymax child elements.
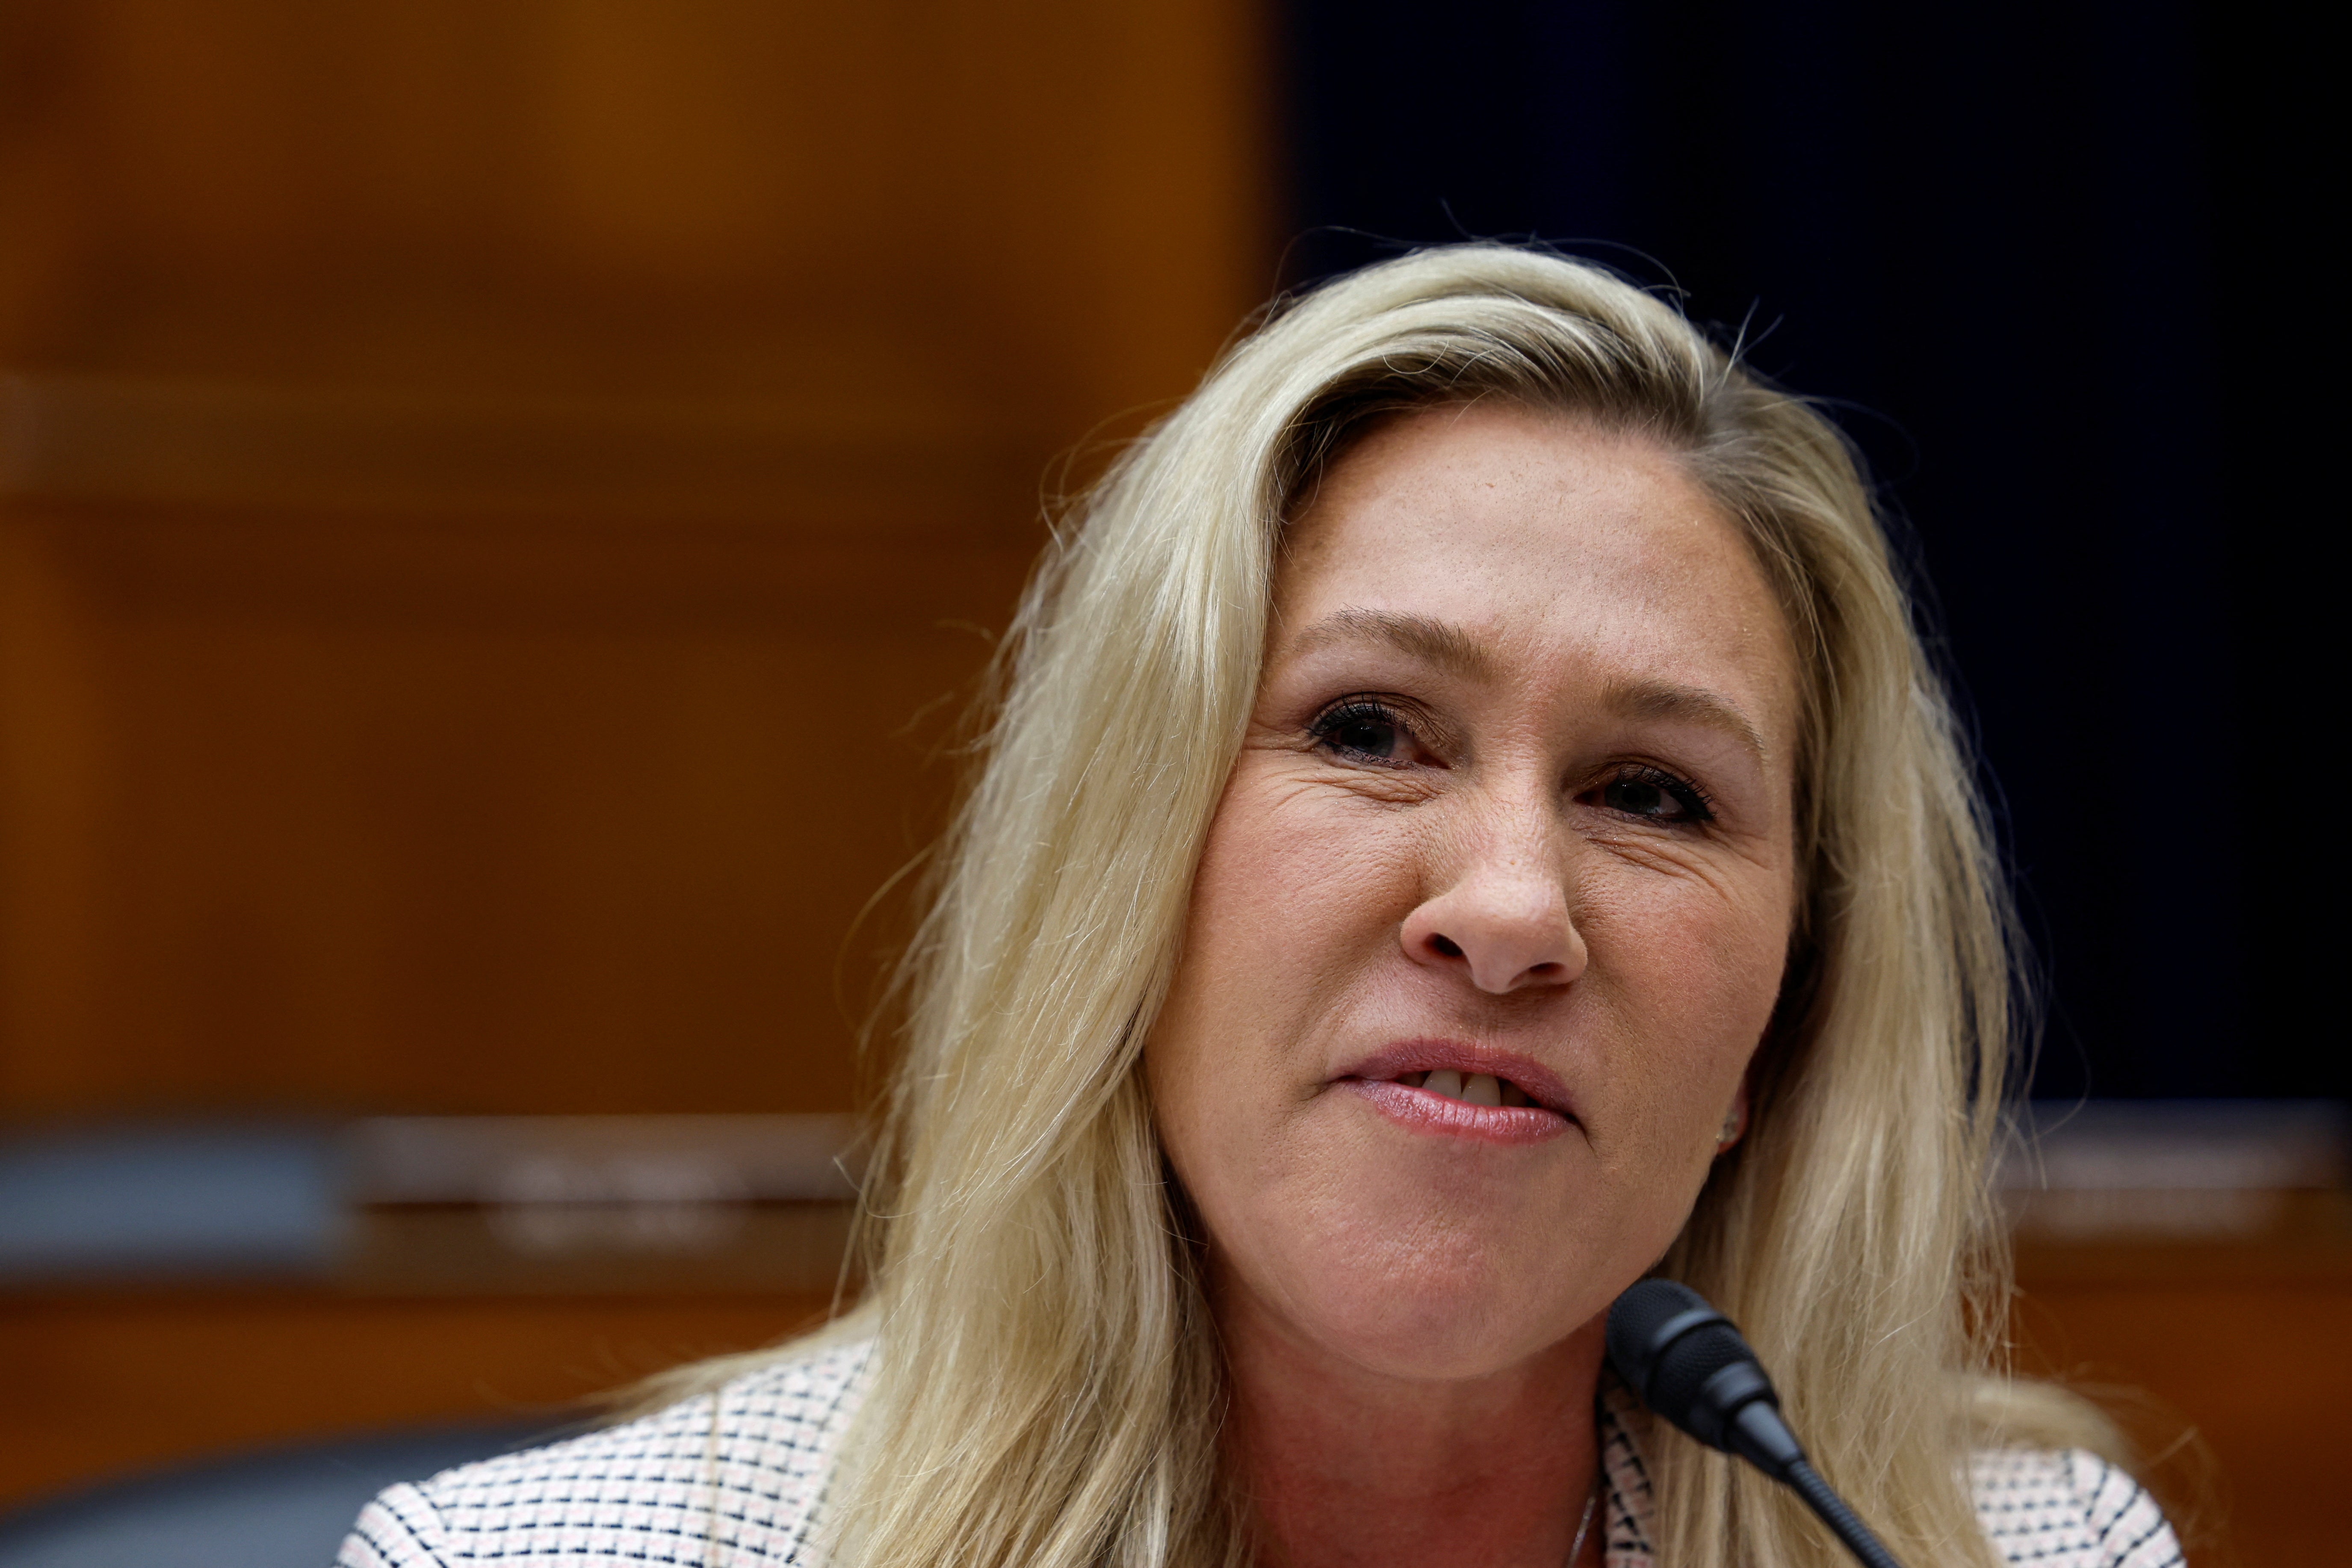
<box><xmin>1606</xmin><ymin>1279</ymin><xmax>1907</xmax><ymax>1568</ymax></box>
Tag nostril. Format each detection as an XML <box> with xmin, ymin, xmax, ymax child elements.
<box><xmin>1429</xmin><ymin>934</ymin><xmax>1464</xmax><ymax>958</ymax></box>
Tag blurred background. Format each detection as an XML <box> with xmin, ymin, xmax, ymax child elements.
<box><xmin>0</xmin><ymin>2</ymin><xmax>2340</xmax><ymax>1564</ymax></box>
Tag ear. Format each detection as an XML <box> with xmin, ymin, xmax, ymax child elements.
<box><xmin>1715</xmin><ymin>1077</ymin><xmax>1752</xmax><ymax>1155</ymax></box>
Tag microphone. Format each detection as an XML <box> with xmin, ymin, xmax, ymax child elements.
<box><xmin>1605</xmin><ymin>1279</ymin><xmax>1905</xmax><ymax>1568</ymax></box>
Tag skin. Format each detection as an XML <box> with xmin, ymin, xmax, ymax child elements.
<box><xmin>1145</xmin><ymin>402</ymin><xmax>1802</xmax><ymax>1567</ymax></box>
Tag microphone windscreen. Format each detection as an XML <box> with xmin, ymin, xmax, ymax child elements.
<box><xmin>1604</xmin><ymin>1277</ymin><xmax>1712</xmax><ymax>1393</ymax></box>
<box><xmin>1647</xmin><ymin>1318</ymin><xmax>1754</xmax><ymax>1422</ymax></box>
<box><xmin>1606</xmin><ymin>1277</ymin><xmax>1767</xmax><ymax>1429</ymax></box>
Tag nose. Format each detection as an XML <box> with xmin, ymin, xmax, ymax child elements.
<box><xmin>1400</xmin><ymin>811</ymin><xmax>1586</xmax><ymax>995</ymax></box>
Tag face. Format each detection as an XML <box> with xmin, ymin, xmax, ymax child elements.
<box><xmin>1146</xmin><ymin>402</ymin><xmax>1801</xmax><ymax>1384</ymax></box>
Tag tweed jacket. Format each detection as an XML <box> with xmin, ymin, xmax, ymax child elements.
<box><xmin>338</xmin><ymin>1338</ymin><xmax>2182</xmax><ymax>1567</ymax></box>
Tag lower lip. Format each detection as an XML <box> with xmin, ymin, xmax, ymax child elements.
<box><xmin>1339</xmin><ymin>1079</ymin><xmax>1573</xmax><ymax>1146</ymax></box>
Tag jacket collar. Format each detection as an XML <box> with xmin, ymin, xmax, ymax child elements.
<box><xmin>1598</xmin><ymin>1376</ymin><xmax>1660</xmax><ymax>1566</ymax></box>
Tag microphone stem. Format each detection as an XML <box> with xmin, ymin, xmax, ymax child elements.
<box><xmin>1782</xmin><ymin>1459</ymin><xmax>1905</xmax><ymax>1568</ymax></box>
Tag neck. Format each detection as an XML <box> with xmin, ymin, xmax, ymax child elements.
<box><xmin>1218</xmin><ymin>1285</ymin><xmax>1607</xmax><ymax>1568</ymax></box>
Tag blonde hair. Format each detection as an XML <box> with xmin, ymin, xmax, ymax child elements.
<box><xmin>686</xmin><ymin>245</ymin><xmax>2121</xmax><ymax>1567</ymax></box>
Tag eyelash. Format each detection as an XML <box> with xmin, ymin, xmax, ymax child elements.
<box><xmin>1604</xmin><ymin>763</ymin><xmax>1718</xmax><ymax>825</ymax></box>
<box><xmin>1307</xmin><ymin>697</ymin><xmax>1422</xmax><ymax>767</ymax></box>
<box><xmin>1306</xmin><ymin>697</ymin><xmax>1718</xmax><ymax>824</ymax></box>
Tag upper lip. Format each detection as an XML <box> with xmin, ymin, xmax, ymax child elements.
<box><xmin>1336</xmin><ymin>1039</ymin><xmax>1579</xmax><ymax>1121</ymax></box>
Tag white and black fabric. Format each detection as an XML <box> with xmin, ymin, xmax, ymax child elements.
<box><xmin>338</xmin><ymin>1339</ymin><xmax>2183</xmax><ymax>1567</ymax></box>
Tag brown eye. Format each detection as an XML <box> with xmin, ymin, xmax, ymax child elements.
<box><xmin>1599</xmin><ymin>768</ymin><xmax>1711</xmax><ymax>823</ymax></box>
<box><xmin>1311</xmin><ymin>701</ymin><xmax>1412</xmax><ymax>764</ymax></box>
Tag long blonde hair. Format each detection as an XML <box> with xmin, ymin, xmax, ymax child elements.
<box><xmin>700</xmin><ymin>245</ymin><xmax>2118</xmax><ymax>1567</ymax></box>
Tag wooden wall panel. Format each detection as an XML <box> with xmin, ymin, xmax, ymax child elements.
<box><xmin>0</xmin><ymin>1290</ymin><xmax>833</xmax><ymax>1509</ymax></box>
<box><xmin>2015</xmin><ymin>1272</ymin><xmax>2352</xmax><ymax>1568</ymax></box>
<box><xmin>0</xmin><ymin>0</ymin><xmax>1273</xmax><ymax>1120</ymax></box>
<box><xmin>0</xmin><ymin>503</ymin><xmax>1037</xmax><ymax>1115</ymax></box>
<box><xmin>0</xmin><ymin>0</ymin><xmax>1271</xmax><ymax>426</ymax></box>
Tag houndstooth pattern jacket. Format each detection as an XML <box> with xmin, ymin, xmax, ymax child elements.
<box><xmin>337</xmin><ymin>1338</ymin><xmax>2184</xmax><ymax>1567</ymax></box>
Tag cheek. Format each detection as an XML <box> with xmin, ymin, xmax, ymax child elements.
<box><xmin>1619</xmin><ymin>883</ymin><xmax>1782</xmax><ymax>1026</ymax></box>
<box><xmin>1146</xmin><ymin>768</ymin><xmax>1419</xmax><ymax>1186</ymax></box>
<box><xmin>1578</xmin><ymin>865</ymin><xmax>1790</xmax><ymax>1151</ymax></box>
<box><xmin>1170</xmin><ymin>768</ymin><xmax>1424</xmax><ymax>1039</ymax></box>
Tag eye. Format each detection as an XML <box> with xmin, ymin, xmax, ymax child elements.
<box><xmin>1595</xmin><ymin>766</ymin><xmax>1714</xmax><ymax>824</ymax></box>
<box><xmin>1309</xmin><ymin>699</ymin><xmax>1419</xmax><ymax>767</ymax></box>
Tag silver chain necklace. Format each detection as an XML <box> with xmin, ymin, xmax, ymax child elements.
<box><xmin>1563</xmin><ymin>1472</ymin><xmax>1601</xmax><ymax>1566</ymax></box>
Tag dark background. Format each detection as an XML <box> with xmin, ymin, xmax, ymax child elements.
<box><xmin>1279</xmin><ymin>0</ymin><xmax>2338</xmax><ymax>1100</ymax></box>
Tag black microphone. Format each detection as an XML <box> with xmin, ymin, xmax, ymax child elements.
<box><xmin>1605</xmin><ymin>1279</ymin><xmax>1905</xmax><ymax>1568</ymax></box>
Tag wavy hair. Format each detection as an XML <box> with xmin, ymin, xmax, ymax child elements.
<box><xmin>665</xmin><ymin>245</ymin><xmax>2117</xmax><ymax>1568</ymax></box>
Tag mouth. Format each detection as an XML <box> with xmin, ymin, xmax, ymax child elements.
<box><xmin>1334</xmin><ymin>1042</ymin><xmax>1577</xmax><ymax>1146</ymax></box>
<box><xmin>1384</xmin><ymin>1067</ymin><xmax>1543</xmax><ymax>1108</ymax></box>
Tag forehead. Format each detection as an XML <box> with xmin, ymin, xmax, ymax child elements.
<box><xmin>1277</xmin><ymin>402</ymin><xmax>1799</xmax><ymax>737</ymax></box>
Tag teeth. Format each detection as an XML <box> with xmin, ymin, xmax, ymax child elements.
<box><xmin>1403</xmin><ymin>1069</ymin><xmax>1531</xmax><ymax>1108</ymax></box>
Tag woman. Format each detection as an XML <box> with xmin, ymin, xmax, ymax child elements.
<box><xmin>342</xmin><ymin>247</ymin><xmax>2182</xmax><ymax>1568</ymax></box>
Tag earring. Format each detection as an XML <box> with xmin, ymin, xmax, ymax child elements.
<box><xmin>1717</xmin><ymin>1103</ymin><xmax>1746</xmax><ymax>1151</ymax></box>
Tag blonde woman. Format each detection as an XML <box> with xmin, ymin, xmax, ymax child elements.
<box><xmin>342</xmin><ymin>247</ymin><xmax>2183</xmax><ymax>1568</ymax></box>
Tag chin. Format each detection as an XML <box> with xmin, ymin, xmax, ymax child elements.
<box><xmin>1268</xmin><ymin>1217</ymin><xmax>1608</xmax><ymax>1383</ymax></box>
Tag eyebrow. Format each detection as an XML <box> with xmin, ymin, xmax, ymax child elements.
<box><xmin>1283</xmin><ymin>607</ymin><xmax>1771</xmax><ymax>764</ymax></box>
<box><xmin>1283</xmin><ymin>608</ymin><xmax>1497</xmax><ymax>681</ymax></box>
<box><xmin>1601</xmin><ymin>678</ymin><xmax>1772</xmax><ymax>765</ymax></box>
